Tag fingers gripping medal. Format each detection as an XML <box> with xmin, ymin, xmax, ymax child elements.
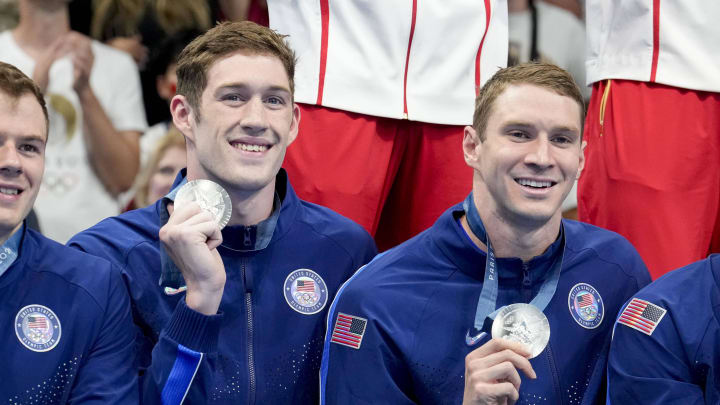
<box><xmin>491</xmin><ymin>303</ymin><xmax>550</xmax><ymax>358</ymax></box>
<box><xmin>174</xmin><ymin>180</ymin><xmax>232</xmax><ymax>229</ymax></box>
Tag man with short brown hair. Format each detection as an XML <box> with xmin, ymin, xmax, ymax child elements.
<box><xmin>0</xmin><ymin>61</ymin><xmax>137</xmax><ymax>403</ymax></box>
<box><xmin>321</xmin><ymin>63</ymin><xmax>649</xmax><ymax>404</ymax></box>
<box><xmin>70</xmin><ymin>21</ymin><xmax>376</xmax><ymax>404</ymax></box>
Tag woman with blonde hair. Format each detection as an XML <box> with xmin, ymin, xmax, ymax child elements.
<box><xmin>130</xmin><ymin>127</ymin><xmax>186</xmax><ymax>210</ymax></box>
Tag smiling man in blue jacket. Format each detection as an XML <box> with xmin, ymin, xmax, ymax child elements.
<box><xmin>68</xmin><ymin>21</ymin><xmax>376</xmax><ymax>404</ymax></box>
<box><xmin>0</xmin><ymin>63</ymin><xmax>136</xmax><ymax>402</ymax></box>
<box><xmin>320</xmin><ymin>63</ymin><xmax>651</xmax><ymax>404</ymax></box>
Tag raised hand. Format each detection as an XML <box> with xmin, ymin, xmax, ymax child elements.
<box><xmin>160</xmin><ymin>202</ymin><xmax>225</xmax><ymax>315</ymax></box>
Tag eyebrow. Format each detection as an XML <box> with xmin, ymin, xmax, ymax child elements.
<box><xmin>0</xmin><ymin>132</ymin><xmax>47</xmax><ymax>142</ymax></box>
<box><xmin>215</xmin><ymin>83</ymin><xmax>291</xmax><ymax>95</ymax></box>
<box><xmin>503</xmin><ymin>121</ymin><xmax>580</xmax><ymax>135</ymax></box>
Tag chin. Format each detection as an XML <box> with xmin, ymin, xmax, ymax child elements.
<box><xmin>507</xmin><ymin>204</ymin><xmax>559</xmax><ymax>225</ymax></box>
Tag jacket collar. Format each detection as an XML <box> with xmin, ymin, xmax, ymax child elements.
<box><xmin>432</xmin><ymin>203</ymin><xmax>563</xmax><ymax>285</ymax></box>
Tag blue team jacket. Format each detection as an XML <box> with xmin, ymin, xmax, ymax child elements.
<box><xmin>608</xmin><ymin>254</ymin><xmax>720</xmax><ymax>404</ymax></box>
<box><xmin>1</xmin><ymin>226</ymin><xmax>136</xmax><ymax>403</ymax></box>
<box><xmin>69</xmin><ymin>170</ymin><xmax>377</xmax><ymax>404</ymax></box>
<box><xmin>321</xmin><ymin>204</ymin><xmax>651</xmax><ymax>405</ymax></box>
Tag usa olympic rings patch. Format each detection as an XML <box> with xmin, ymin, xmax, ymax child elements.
<box><xmin>568</xmin><ymin>283</ymin><xmax>604</xmax><ymax>329</ymax></box>
<box><xmin>283</xmin><ymin>269</ymin><xmax>328</xmax><ymax>315</ymax></box>
<box><xmin>15</xmin><ymin>304</ymin><xmax>62</xmax><ymax>352</ymax></box>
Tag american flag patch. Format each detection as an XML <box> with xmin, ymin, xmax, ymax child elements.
<box><xmin>297</xmin><ymin>280</ymin><xmax>315</xmax><ymax>292</ymax></box>
<box><xmin>617</xmin><ymin>298</ymin><xmax>667</xmax><ymax>336</ymax></box>
<box><xmin>577</xmin><ymin>293</ymin><xmax>594</xmax><ymax>308</ymax></box>
<box><xmin>28</xmin><ymin>315</ymin><xmax>47</xmax><ymax>329</ymax></box>
<box><xmin>331</xmin><ymin>313</ymin><xmax>367</xmax><ymax>349</ymax></box>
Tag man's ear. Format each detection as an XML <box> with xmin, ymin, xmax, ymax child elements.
<box><xmin>463</xmin><ymin>126</ymin><xmax>482</xmax><ymax>169</ymax></box>
<box><xmin>577</xmin><ymin>139</ymin><xmax>587</xmax><ymax>179</ymax></box>
<box><xmin>287</xmin><ymin>103</ymin><xmax>301</xmax><ymax>146</ymax></box>
<box><xmin>170</xmin><ymin>95</ymin><xmax>196</xmax><ymax>142</ymax></box>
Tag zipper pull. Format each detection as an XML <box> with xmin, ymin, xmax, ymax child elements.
<box><xmin>243</xmin><ymin>227</ymin><xmax>252</xmax><ymax>247</ymax></box>
<box><xmin>522</xmin><ymin>262</ymin><xmax>531</xmax><ymax>287</ymax></box>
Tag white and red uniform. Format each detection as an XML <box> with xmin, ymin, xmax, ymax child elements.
<box><xmin>579</xmin><ymin>0</ymin><xmax>720</xmax><ymax>279</ymax></box>
<box><xmin>269</xmin><ymin>0</ymin><xmax>508</xmax><ymax>250</ymax></box>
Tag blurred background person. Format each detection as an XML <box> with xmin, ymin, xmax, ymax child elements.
<box><xmin>139</xmin><ymin>28</ymin><xmax>200</xmax><ymax>163</ymax></box>
<box><xmin>0</xmin><ymin>0</ymin><xmax>147</xmax><ymax>242</ymax></box>
<box><xmin>89</xmin><ymin>0</ymin><xmax>211</xmax><ymax>125</ymax></box>
<box><xmin>126</xmin><ymin>127</ymin><xmax>185</xmax><ymax>211</ymax></box>
<box><xmin>579</xmin><ymin>0</ymin><xmax>720</xmax><ymax>279</ymax></box>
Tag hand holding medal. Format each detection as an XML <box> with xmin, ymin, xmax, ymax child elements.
<box><xmin>160</xmin><ymin>179</ymin><xmax>232</xmax><ymax>315</ymax></box>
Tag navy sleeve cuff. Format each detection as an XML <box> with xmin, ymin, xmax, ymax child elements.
<box><xmin>163</xmin><ymin>298</ymin><xmax>223</xmax><ymax>353</ymax></box>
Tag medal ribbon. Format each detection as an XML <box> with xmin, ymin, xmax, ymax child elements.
<box><xmin>463</xmin><ymin>192</ymin><xmax>565</xmax><ymax>335</ymax></box>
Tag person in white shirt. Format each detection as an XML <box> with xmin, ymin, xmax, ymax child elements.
<box><xmin>0</xmin><ymin>0</ymin><xmax>147</xmax><ymax>242</ymax></box>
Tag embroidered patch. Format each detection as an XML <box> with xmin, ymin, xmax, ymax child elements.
<box><xmin>15</xmin><ymin>305</ymin><xmax>62</xmax><ymax>352</ymax></box>
<box><xmin>283</xmin><ymin>269</ymin><xmax>328</xmax><ymax>315</ymax></box>
<box><xmin>617</xmin><ymin>298</ymin><xmax>666</xmax><ymax>336</ymax></box>
<box><xmin>568</xmin><ymin>283</ymin><xmax>604</xmax><ymax>329</ymax></box>
<box><xmin>331</xmin><ymin>313</ymin><xmax>367</xmax><ymax>349</ymax></box>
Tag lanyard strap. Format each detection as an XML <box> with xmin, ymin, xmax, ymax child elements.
<box><xmin>0</xmin><ymin>223</ymin><xmax>23</xmax><ymax>278</ymax></box>
<box><xmin>463</xmin><ymin>193</ymin><xmax>565</xmax><ymax>333</ymax></box>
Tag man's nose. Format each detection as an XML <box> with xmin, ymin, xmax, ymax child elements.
<box><xmin>0</xmin><ymin>144</ymin><xmax>22</xmax><ymax>176</ymax></box>
<box><xmin>524</xmin><ymin>137</ymin><xmax>553</xmax><ymax>168</ymax></box>
<box><xmin>240</xmin><ymin>97</ymin><xmax>268</xmax><ymax>135</ymax></box>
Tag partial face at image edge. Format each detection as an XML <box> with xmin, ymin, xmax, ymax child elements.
<box><xmin>0</xmin><ymin>91</ymin><xmax>47</xmax><ymax>239</ymax></box>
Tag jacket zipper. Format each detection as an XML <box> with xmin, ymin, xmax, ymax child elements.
<box><xmin>545</xmin><ymin>342</ymin><xmax>564</xmax><ymax>405</ymax></box>
<box><xmin>242</xmin><ymin>259</ymin><xmax>256</xmax><ymax>404</ymax></box>
<box><xmin>402</xmin><ymin>0</ymin><xmax>418</xmax><ymax>119</ymax></box>
<box><xmin>522</xmin><ymin>262</ymin><xmax>531</xmax><ymax>303</ymax></box>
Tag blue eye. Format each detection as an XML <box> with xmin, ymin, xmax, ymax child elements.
<box><xmin>266</xmin><ymin>96</ymin><xmax>284</xmax><ymax>105</ymax></box>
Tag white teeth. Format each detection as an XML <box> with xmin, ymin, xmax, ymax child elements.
<box><xmin>517</xmin><ymin>179</ymin><xmax>552</xmax><ymax>188</ymax></box>
<box><xmin>0</xmin><ymin>187</ymin><xmax>18</xmax><ymax>195</ymax></box>
<box><xmin>234</xmin><ymin>143</ymin><xmax>268</xmax><ymax>152</ymax></box>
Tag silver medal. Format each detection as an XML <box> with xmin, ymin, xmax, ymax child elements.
<box><xmin>491</xmin><ymin>303</ymin><xmax>550</xmax><ymax>358</ymax></box>
<box><xmin>174</xmin><ymin>179</ymin><xmax>232</xmax><ymax>229</ymax></box>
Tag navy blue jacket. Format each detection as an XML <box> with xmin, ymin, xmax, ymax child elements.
<box><xmin>1</xmin><ymin>227</ymin><xmax>136</xmax><ymax>403</ymax></box>
<box><xmin>608</xmin><ymin>254</ymin><xmax>720</xmax><ymax>404</ymax></box>
<box><xmin>321</xmin><ymin>204</ymin><xmax>651</xmax><ymax>405</ymax></box>
<box><xmin>69</xmin><ymin>170</ymin><xmax>377</xmax><ymax>404</ymax></box>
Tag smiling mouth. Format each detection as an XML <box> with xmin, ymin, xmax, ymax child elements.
<box><xmin>514</xmin><ymin>178</ymin><xmax>556</xmax><ymax>189</ymax></box>
<box><xmin>0</xmin><ymin>187</ymin><xmax>20</xmax><ymax>196</ymax></box>
<box><xmin>230</xmin><ymin>141</ymin><xmax>271</xmax><ymax>152</ymax></box>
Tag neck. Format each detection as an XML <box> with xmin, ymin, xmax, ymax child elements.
<box><xmin>0</xmin><ymin>222</ymin><xmax>22</xmax><ymax>247</ymax></box>
<box><xmin>13</xmin><ymin>1</ymin><xmax>70</xmax><ymax>52</ymax></box>
<box><xmin>226</xmin><ymin>181</ymin><xmax>276</xmax><ymax>227</ymax></box>
<box><xmin>463</xmin><ymin>187</ymin><xmax>561</xmax><ymax>262</ymax></box>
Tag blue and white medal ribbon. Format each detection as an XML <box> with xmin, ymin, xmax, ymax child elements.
<box><xmin>463</xmin><ymin>192</ymin><xmax>565</xmax><ymax>346</ymax></box>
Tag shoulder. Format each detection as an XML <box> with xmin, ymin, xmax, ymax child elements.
<box><xmin>25</xmin><ymin>229</ymin><xmax>123</xmax><ymax>309</ymax></box>
<box><xmin>89</xmin><ymin>39</ymin><xmax>140</xmax><ymax>83</ymax></box>
<box><xmin>633</xmin><ymin>256</ymin><xmax>716</xmax><ymax>310</ymax></box>
<box><xmin>294</xmin><ymin>200</ymin><xmax>376</xmax><ymax>255</ymax></box>
<box><xmin>564</xmin><ymin>219</ymin><xmax>649</xmax><ymax>281</ymax></box>
<box><xmin>335</xmin><ymin>231</ymin><xmax>444</xmax><ymax>308</ymax></box>
<box><xmin>90</xmin><ymin>39</ymin><xmax>136</xmax><ymax>68</ymax></box>
<box><xmin>68</xmin><ymin>204</ymin><xmax>160</xmax><ymax>267</ymax></box>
